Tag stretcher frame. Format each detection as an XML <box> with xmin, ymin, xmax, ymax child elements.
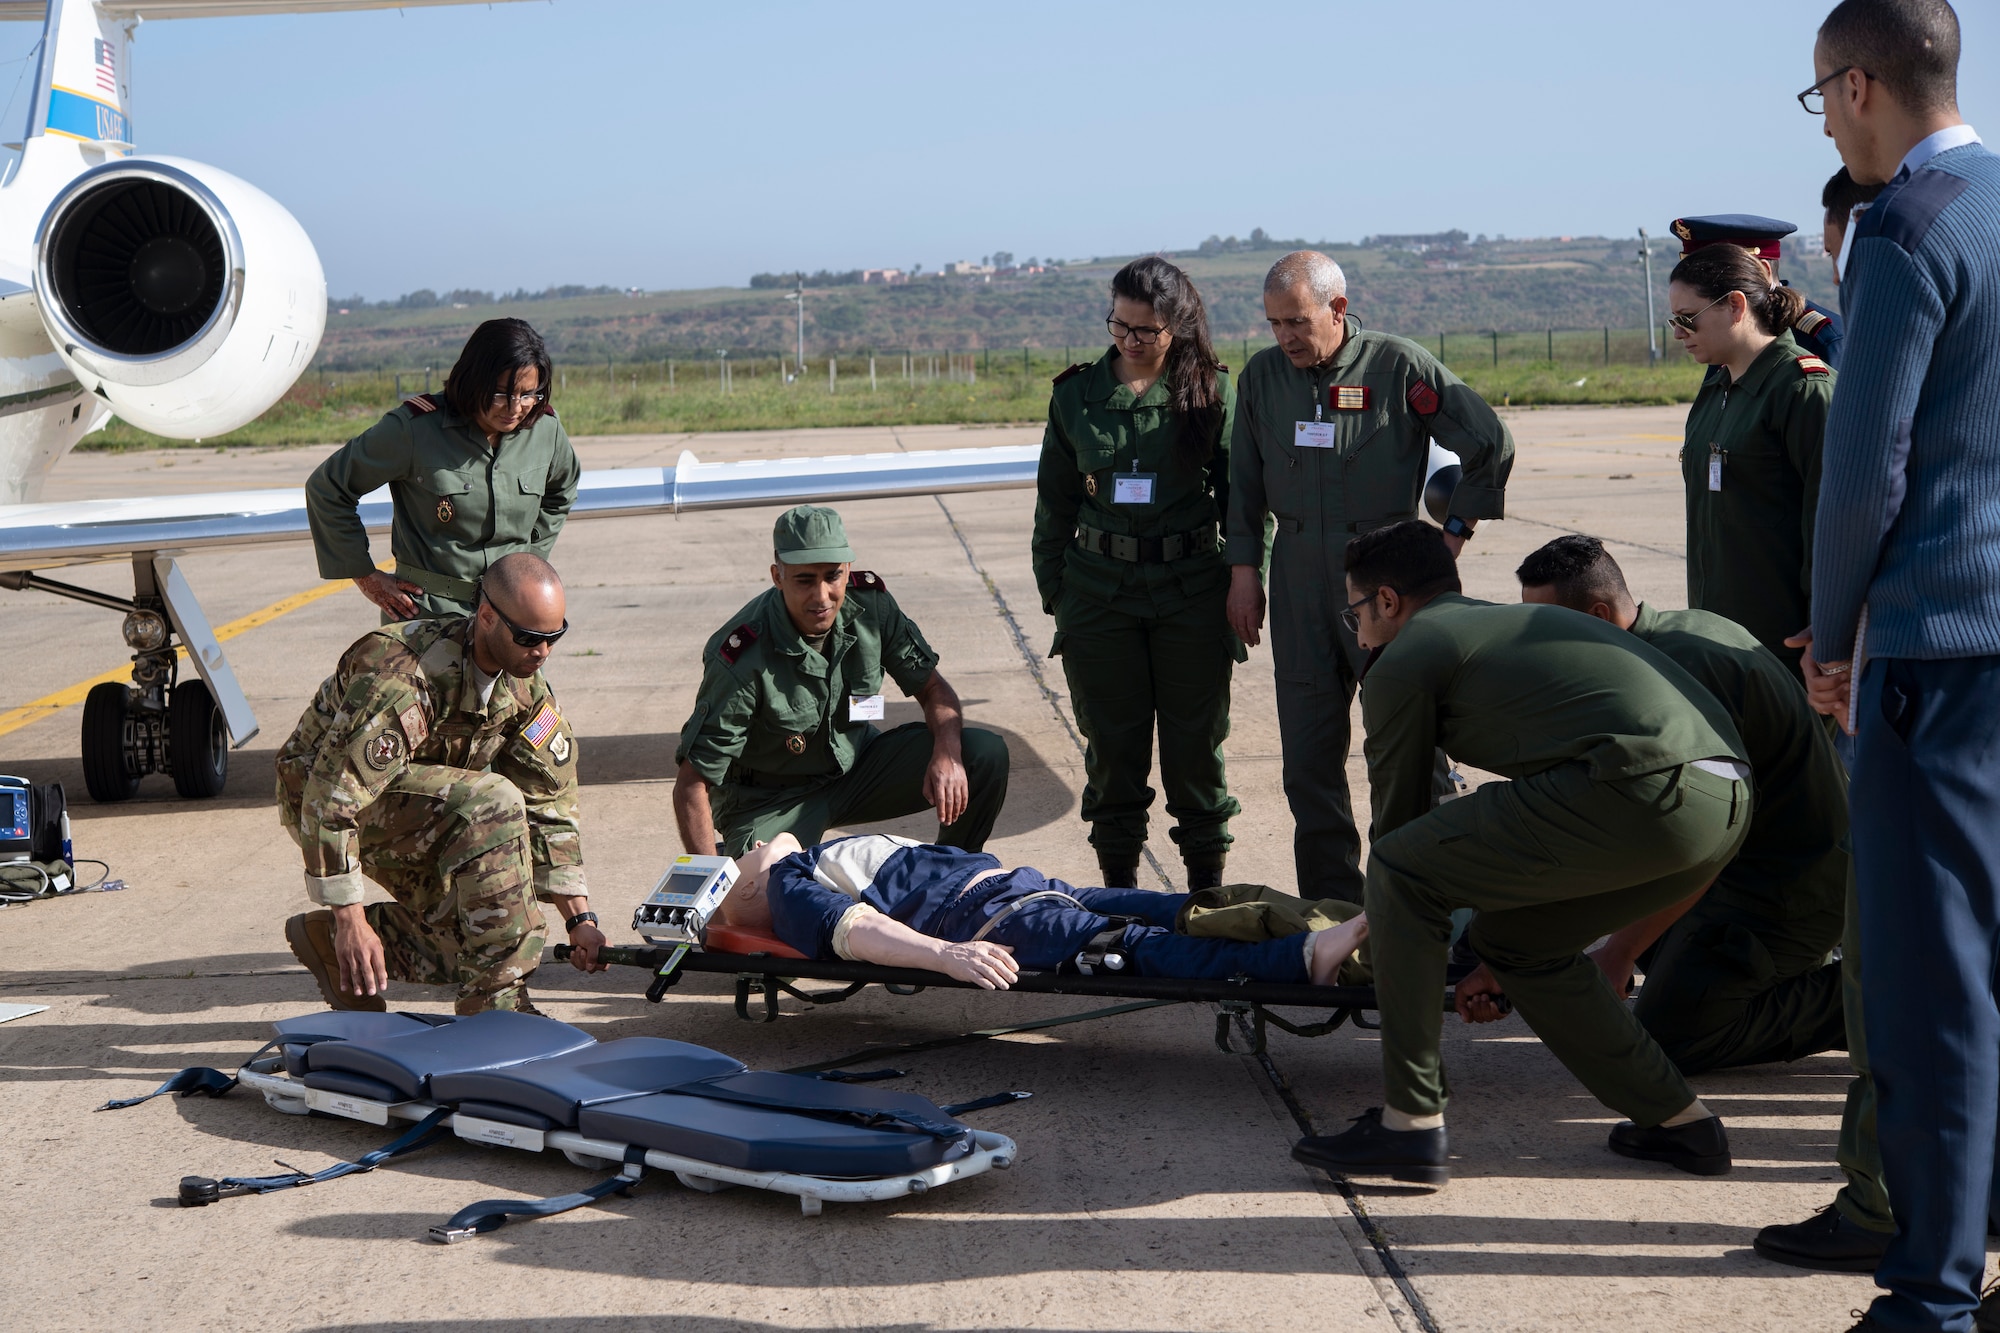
<box><xmin>570</xmin><ymin>944</ymin><xmax>1480</xmax><ymax>1055</ymax></box>
<box><xmin>230</xmin><ymin>1055</ymin><xmax>1017</xmax><ymax>1220</ymax></box>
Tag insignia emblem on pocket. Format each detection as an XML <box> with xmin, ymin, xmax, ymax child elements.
<box><xmin>786</xmin><ymin>734</ymin><xmax>806</xmax><ymax>755</ymax></box>
<box><xmin>436</xmin><ymin>497</ymin><xmax>454</xmax><ymax>525</ymax></box>
<box><xmin>1084</xmin><ymin>474</ymin><xmax>1098</xmax><ymax>497</ymax></box>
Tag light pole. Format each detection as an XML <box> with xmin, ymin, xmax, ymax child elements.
<box><xmin>1638</xmin><ymin>228</ymin><xmax>1659</xmax><ymax>364</ymax></box>
<box><xmin>785</xmin><ymin>273</ymin><xmax>805</xmax><ymax>382</ymax></box>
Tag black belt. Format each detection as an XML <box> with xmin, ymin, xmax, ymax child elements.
<box><xmin>1075</xmin><ymin>523</ymin><xmax>1217</xmax><ymax>563</ymax></box>
<box><xmin>1271</xmin><ymin>513</ymin><xmax>1415</xmax><ymax>536</ymax></box>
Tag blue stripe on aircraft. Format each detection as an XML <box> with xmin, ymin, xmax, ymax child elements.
<box><xmin>46</xmin><ymin>87</ymin><xmax>131</xmax><ymax>145</ymax></box>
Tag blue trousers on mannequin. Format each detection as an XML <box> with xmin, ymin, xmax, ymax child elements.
<box><xmin>1854</xmin><ymin>656</ymin><xmax>2000</xmax><ymax>1333</ymax></box>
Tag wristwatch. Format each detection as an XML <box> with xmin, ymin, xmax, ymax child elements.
<box><xmin>564</xmin><ymin>910</ymin><xmax>598</xmax><ymax>933</ymax></box>
<box><xmin>1442</xmin><ymin>515</ymin><xmax>1475</xmax><ymax>542</ymax></box>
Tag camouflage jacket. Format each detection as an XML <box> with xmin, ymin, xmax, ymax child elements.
<box><xmin>275</xmin><ymin>617</ymin><xmax>584</xmax><ymax>906</ymax></box>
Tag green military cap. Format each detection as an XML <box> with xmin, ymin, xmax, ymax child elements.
<box><xmin>773</xmin><ymin>505</ymin><xmax>855</xmax><ymax>564</ymax></box>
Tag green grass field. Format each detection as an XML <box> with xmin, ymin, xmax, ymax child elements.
<box><xmin>82</xmin><ymin>342</ymin><xmax>1705</xmax><ymax>452</ymax></box>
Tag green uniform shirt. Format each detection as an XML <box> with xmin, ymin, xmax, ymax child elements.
<box><xmin>1680</xmin><ymin>330</ymin><xmax>1834</xmax><ymax>668</ymax></box>
<box><xmin>305</xmin><ymin>398</ymin><xmax>582</xmax><ymax>599</ymax></box>
<box><xmin>676</xmin><ymin>577</ymin><xmax>941</xmax><ymax>793</ymax></box>
<box><xmin>1225</xmin><ymin>319</ymin><xmax>1514</xmax><ymax>678</ymax></box>
<box><xmin>275</xmin><ymin>617</ymin><xmax>585</xmax><ymax>906</ymax></box>
<box><xmin>1030</xmin><ymin>349</ymin><xmax>1236</xmax><ymax>617</ymax></box>
<box><xmin>1629</xmin><ymin>602</ymin><xmax>1847</xmax><ymax>914</ymax></box>
<box><xmin>1362</xmin><ymin>595</ymin><xmax>1747</xmax><ymax>840</ymax></box>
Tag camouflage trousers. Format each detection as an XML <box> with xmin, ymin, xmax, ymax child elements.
<box><xmin>354</xmin><ymin>765</ymin><xmax>544</xmax><ymax>1014</ymax></box>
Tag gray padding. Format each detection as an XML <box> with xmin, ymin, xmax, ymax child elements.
<box><xmin>578</xmin><ymin>1093</ymin><xmax>976</xmax><ymax>1177</ymax></box>
<box><xmin>303</xmin><ymin>1010</ymin><xmax>594</xmax><ymax>1101</ymax></box>
<box><xmin>430</xmin><ymin>1037</ymin><xmax>746</xmax><ymax>1129</ymax></box>
<box><xmin>299</xmin><ymin>1068</ymin><xmax>405</xmax><ymax>1102</ymax></box>
<box><xmin>273</xmin><ymin>1011</ymin><xmax>443</xmax><ymax>1077</ymax></box>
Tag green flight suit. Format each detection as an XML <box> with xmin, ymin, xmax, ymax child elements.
<box><xmin>1623</xmin><ymin>604</ymin><xmax>1848</xmax><ymax>1072</ymax></box>
<box><xmin>305</xmin><ymin>396</ymin><xmax>582</xmax><ymax>618</ymax></box>
<box><xmin>675</xmin><ymin>575</ymin><xmax>1010</xmax><ymax>855</ymax></box>
<box><xmin>1226</xmin><ymin>319</ymin><xmax>1514</xmax><ymax>899</ymax></box>
<box><xmin>1031</xmin><ymin>349</ymin><xmax>1241</xmax><ymax>873</ymax></box>
<box><xmin>1681</xmin><ymin>331</ymin><xmax>1834</xmax><ymax>673</ymax></box>
<box><xmin>1361</xmin><ymin>595</ymin><xmax>1749</xmax><ymax>1123</ymax></box>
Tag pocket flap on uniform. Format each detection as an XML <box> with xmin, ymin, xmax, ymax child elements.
<box><xmin>1047</xmin><ymin>631</ymin><xmax>1065</xmax><ymax>659</ymax></box>
<box><xmin>516</xmin><ymin>468</ymin><xmax>551</xmax><ymax>495</ymax></box>
<box><xmin>421</xmin><ymin>468</ymin><xmax>473</xmax><ymax>497</ymax></box>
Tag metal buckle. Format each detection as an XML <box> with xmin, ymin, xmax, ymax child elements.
<box><xmin>428</xmin><ymin>1224</ymin><xmax>478</xmax><ymax>1245</ymax></box>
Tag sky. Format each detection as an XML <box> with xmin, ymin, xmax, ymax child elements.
<box><xmin>0</xmin><ymin>0</ymin><xmax>1992</xmax><ymax>299</ymax></box>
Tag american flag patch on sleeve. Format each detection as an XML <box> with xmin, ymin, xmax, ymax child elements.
<box><xmin>521</xmin><ymin>701</ymin><xmax>562</xmax><ymax>749</ymax></box>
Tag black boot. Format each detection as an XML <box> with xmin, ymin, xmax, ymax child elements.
<box><xmin>1096</xmin><ymin>859</ymin><xmax>1139</xmax><ymax>889</ymax></box>
<box><xmin>1184</xmin><ymin>859</ymin><xmax>1225</xmax><ymax>892</ymax></box>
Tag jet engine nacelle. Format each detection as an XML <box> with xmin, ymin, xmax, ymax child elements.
<box><xmin>31</xmin><ymin>156</ymin><xmax>326</xmax><ymax>439</ymax></box>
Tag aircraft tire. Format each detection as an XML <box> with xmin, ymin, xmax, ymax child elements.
<box><xmin>168</xmin><ymin>679</ymin><xmax>228</xmax><ymax>800</ymax></box>
<box><xmin>81</xmin><ymin>682</ymin><xmax>141</xmax><ymax>803</ymax></box>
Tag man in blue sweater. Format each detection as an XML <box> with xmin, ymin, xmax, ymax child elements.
<box><xmin>1793</xmin><ymin>3</ymin><xmax>1999</xmax><ymax>1329</ymax></box>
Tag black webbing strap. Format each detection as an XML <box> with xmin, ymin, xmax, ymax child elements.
<box><xmin>813</xmin><ymin>1068</ymin><xmax>906</xmax><ymax>1084</ymax></box>
<box><xmin>96</xmin><ymin>1065</ymin><xmax>237</xmax><ymax>1111</ymax></box>
<box><xmin>429</xmin><ymin>1144</ymin><xmax>647</xmax><ymax>1244</ymax></box>
<box><xmin>938</xmin><ymin>1090</ymin><xmax>1032</xmax><ymax>1117</ymax></box>
<box><xmin>674</xmin><ymin>1079</ymin><xmax>970</xmax><ymax>1140</ymax></box>
<box><xmin>177</xmin><ymin>1106</ymin><xmax>454</xmax><ymax>1207</ymax></box>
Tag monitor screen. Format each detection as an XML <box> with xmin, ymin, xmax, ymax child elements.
<box><xmin>660</xmin><ymin>866</ymin><xmax>716</xmax><ymax>899</ymax></box>
<box><xmin>0</xmin><ymin>790</ymin><xmax>27</xmax><ymax>842</ymax></box>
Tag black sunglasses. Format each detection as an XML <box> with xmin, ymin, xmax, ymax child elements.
<box><xmin>481</xmin><ymin>589</ymin><xmax>568</xmax><ymax>647</ymax></box>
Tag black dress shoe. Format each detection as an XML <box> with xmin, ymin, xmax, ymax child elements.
<box><xmin>1753</xmin><ymin>1204</ymin><xmax>1891</xmax><ymax>1272</ymax></box>
<box><xmin>1292</xmin><ymin>1108</ymin><xmax>1448</xmax><ymax>1185</ymax></box>
<box><xmin>1975</xmin><ymin>1277</ymin><xmax>2000</xmax><ymax>1333</ymax></box>
<box><xmin>1607</xmin><ymin>1115</ymin><xmax>1731</xmax><ymax>1176</ymax></box>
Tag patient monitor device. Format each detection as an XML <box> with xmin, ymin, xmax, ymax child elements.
<box><xmin>631</xmin><ymin>854</ymin><xmax>737</xmax><ymax>975</ymax></box>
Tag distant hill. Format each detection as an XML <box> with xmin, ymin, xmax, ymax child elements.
<box><xmin>314</xmin><ymin>236</ymin><xmax>1840</xmax><ymax>371</ymax></box>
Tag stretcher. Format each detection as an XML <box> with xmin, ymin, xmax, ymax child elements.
<box><xmin>568</xmin><ymin>923</ymin><xmax>1487</xmax><ymax>1055</ymax></box>
<box><xmin>99</xmin><ymin>1007</ymin><xmax>1022</xmax><ymax>1236</ymax></box>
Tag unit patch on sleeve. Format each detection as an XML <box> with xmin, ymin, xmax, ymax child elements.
<box><xmin>363</xmin><ymin>729</ymin><xmax>403</xmax><ymax>770</ymax></box>
<box><xmin>1331</xmin><ymin>385</ymin><xmax>1371</xmax><ymax>411</ymax></box>
<box><xmin>718</xmin><ymin>623</ymin><xmax>758</xmax><ymax>664</ymax></box>
<box><xmin>521</xmin><ymin>701</ymin><xmax>563</xmax><ymax>750</ymax></box>
<box><xmin>1406</xmin><ymin>380</ymin><xmax>1441</xmax><ymax>417</ymax></box>
<box><xmin>1794</xmin><ymin>355</ymin><xmax>1831</xmax><ymax>376</ymax></box>
<box><xmin>847</xmin><ymin>570</ymin><xmax>887</xmax><ymax>591</ymax></box>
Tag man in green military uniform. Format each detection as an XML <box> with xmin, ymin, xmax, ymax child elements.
<box><xmin>1512</xmin><ymin>534</ymin><xmax>1887</xmax><ymax>1269</ymax></box>
<box><xmin>674</xmin><ymin>505</ymin><xmax>1010</xmax><ymax>857</ymax></box>
<box><xmin>277</xmin><ymin>552</ymin><xmax>607</xmax><ymax>1015</ymax></box>
<box><xmin>1292</xmin><ymin>523</ymin><xmax>1751</xmax><ymax>1186</ymax></box>
<box><xmin>305</xmin><ymin>319</ymin><xmax>581</xmax><ymax>621</ymax></box>
<box><xmin>1226</xmin><ymin>251</ymin><xmax>1514</xmax><ymax>900</ymax></box>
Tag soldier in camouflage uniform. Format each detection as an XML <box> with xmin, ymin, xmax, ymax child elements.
<box><xmin>277</xmin><ymin>552</ymin><xmax>607</xmax><ymax>1013</ymax></box>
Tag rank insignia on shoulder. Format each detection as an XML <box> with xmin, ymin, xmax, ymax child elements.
<box><xmin>1406</xmin><ymin>380</ymin><xmax>1441</xmax><ymax>416</ymax></box>
<box><xmin>404</xmin><ymin>393</ymin><xmax>442</xmax><ymax>415</ymax></box>
<box><xmin>521</xmin><ymin>701</ymin><xmax>563</xmax><ymax>750</ymax></box>
<box><xmin>435</xmin><ymin>497</ymin><xmax>454</xmax><ymax>525</ymax></box>
<box><xmin>1332</xmin><ymin>385</ymin><xmax>1371</xmax><ymax>411</ymax></box>
<box><xmin>363</xmin><ymin>729</ymin><xmax>403</xmax><ymax>770</ymax></box>
<box><xmin>847</xmin><ymin>570</ymin><xmax>886</xmax><ymax>591</ymax></box>
<box><xmin>1795</xmin><ymin>309</ymin><xmax>1830</xmax><ymax>334</ymax></box>
<box><xmin>786</xmin><ymin>734</ymin><xmax>807</xmax><ymax>755</ymax></box>
<box><xmin>1795</xmin><ymin>355</ymin><xmax>1831</xmax><ymax>375</ymax></box>
<box><xmin>1051</xmin><ymin>362</ymin><xmax>1091</xmax><ymax>387</ymax></box>
<box><xmin>718</xmin><ymin>623</ymin><xmax>758</xmax><ymax>664</ymax></box>
<box><xmin>396</xmin><ymin>703</ymin><xmax>429</xmax><ymax>749</ymax></box>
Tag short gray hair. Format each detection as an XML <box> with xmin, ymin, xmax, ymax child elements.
<box><xmin>1264</xmin><ymin>250</ymin><xmax>1347</xmax><ymax>304</ymax></box>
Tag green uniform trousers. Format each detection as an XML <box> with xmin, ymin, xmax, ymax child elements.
<box><xmin>1633</xmin><ymin>889</ymin><xmax>1845</xmax><ymax>1075</ymax></box>
<box><xmin>1833</xmin><ymin>871</ymin><xmax>1895</xmax><ymax>1232</ymax></box>
<box><xmin>1275</xmin><ymin>658</ymin><xmax>1367</xmax><ymax>901</ymax></box>
<box><xmin>1368</xmin><ymin>761</ymin><xmax>1749</xmax><ymax>1122</ymax></box>
<box><xmin>1054</xmin><ymin>586</ymin><xmax>1239</xmax><ymax>866</ymax></box>
<box><xmin>354</xmin><ymin>765</ymin><xmax>545</xmax><ymax>1014</ymax></box>
<box><xmin>378</xmin><ymin>589</ymin><xmax>475</xmax><ymax>626</ymax></box>
<box><xmin>713</xmin><ymin>721</ymin><xmax>1009</xmax><ymax>857</ymax></box>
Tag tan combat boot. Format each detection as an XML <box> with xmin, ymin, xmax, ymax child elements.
<box><xmin>284</xmin><ymin>910</ymin><xmax>387</xmax><ymax>1012</ymax></box>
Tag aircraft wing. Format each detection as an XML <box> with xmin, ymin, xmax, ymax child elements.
<box><xmin>0</xmin><ymin>2</ymin><xmax>532</xmax><ymax>18</ymax></box>
<box><xmin>0</xmin><ymin>443</ymin><xmax>1042</xmax><ymax>571</ymax></box>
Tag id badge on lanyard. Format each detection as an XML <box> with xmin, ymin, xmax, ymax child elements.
<box><xmin>1295</xmin><ymin>395</ymin><xmax>1335</xmax><ymax>449</ymax></box>
<box><xmin>1113</xmin><ymin>469</ymin><xmax>1156</xmax><ymax>504</ymax></box>
<box><xmin>1708</xmin><ymin>444</ymin><xmax>1723</xmax><ymax>492</ymax></box>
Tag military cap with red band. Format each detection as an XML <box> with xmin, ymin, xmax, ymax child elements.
<box><xmin>1668</xmin><ymin>214</ymin><xmax>1797</xmax><ymax>259</ymax></box>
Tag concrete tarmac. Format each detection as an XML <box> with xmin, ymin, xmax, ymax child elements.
<box><xmin>0</xmin><ymin>408</ymin><xmax>1880</xmax><ymax>1332</ymax></box>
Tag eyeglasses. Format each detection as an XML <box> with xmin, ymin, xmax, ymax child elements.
<box><xmin>1668</xmin><ymin>293</ymin><xmax>1731</xmax><ymax>333</ymax></box>
<box><xmin>1339</xmin><ymin>590</ymin><xmax>1378</xmax><ymax>634</ymax></box>
<box><xmin>1106</xmin><ymin>316</ymin><xmax>1168</xmax><ymax>346</ymax></box>
<box><xmin>488</xmin><ymin>390</ymin><xmax>546</xmax><ymax>408</ymax></box>
<box><xmin>1797</xmin><ymin>65</ymin><xmax>1872</xmax><ymax>115</ymax></box>
<box><xmin>481</xmin><ymin>590</ymin><xmax>568</xmax><ymax>647</ymax></box>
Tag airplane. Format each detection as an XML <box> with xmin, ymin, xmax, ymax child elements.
<box><xmin>0</xmin><ymin>0</ymin><xmax>1453</xmax><ymax>809</ymax></box>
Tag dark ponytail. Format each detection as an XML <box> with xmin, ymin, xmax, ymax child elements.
<box><xmin>1667</xmin><ymin>246</ymin><xmax>1805</xmax><ymax>336</ymax></box>
<box><xmin>1108</xmin><ymin>257</ymin><xmax>1224</xmax><ymax>461</ymax></box>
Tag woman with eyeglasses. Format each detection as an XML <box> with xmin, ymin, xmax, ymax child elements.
<box><xmin>306</xmin><ymin>317</ymin><xmax>580</xmax><ymax>621</ymax></box>
<box><xmin>1031</xmin><ymin>257</ymin><xmax>1239</xmax><ymax>890</ymax></box>
<box><xmin>1670</xmin><ymin>243</ymin><xmax>1835</xmax><ymax>674</ymax></box>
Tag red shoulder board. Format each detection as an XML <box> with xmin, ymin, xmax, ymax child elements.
<box><xmin>718</xmin><ymin>623</ymin><xmax>758</xmax><ymax>664</ymax></box>
<box><xmin>1051</xmin><ymin>362</ymin><xmax>1091</xmax><ymax>386</ymax></box>
<box><xmin>403</xmin><ymin>393</ymin><xmax>443</xmax><ymax>415</ymax></box>
<box><xmin>1795</xmin><ymin>309</ymin><xmax>1830</xmax><ymax>335</ymax></box>
<box><xmin>1405</xmin><ymin>380</ymin><xmax>1441</xmax><ymax>416</ymax></box>
<box><xmin>847</xmin><ymin>570</ymin><xmax>887</xmax><ymax>592</ymax></box>
<box><xmin>1795</xmin><ymin>355</ymin><xmax>1831</xmax><ymax>376</ymax></box>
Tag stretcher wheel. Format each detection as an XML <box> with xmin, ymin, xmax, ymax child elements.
<box><xmin>169</xmin><ymin>679</ymin><xmax>229</xmax><ymax>799</ymax></box>
<box><xmin>81</xmin><ymin>682</ymin><xmax>140</xmax><ymax>803</ymax></box>
<box><xmin>563</xmin><ymin>1148</ymin><xmax>616</xmax><ymax>1171</ymax></box>
<box><xmin>799</xmin><ymin>1195</ymin><xmax>822</xmax><ymax>1217</ymax></box>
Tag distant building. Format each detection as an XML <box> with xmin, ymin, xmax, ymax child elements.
<box><xmin>861</xmin><ymin>268</ymin><xmax>906</xmax><ymax>285</ymax></box>
<box><xmin>1363</xmin><ymin>229</ymin><xmax>1470</xmax><ymax>253</ymax></box>
<box><xmin>942</xmin><ymin>260</ymin><xmax>996</xmax><ymax>278</ymax></box>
